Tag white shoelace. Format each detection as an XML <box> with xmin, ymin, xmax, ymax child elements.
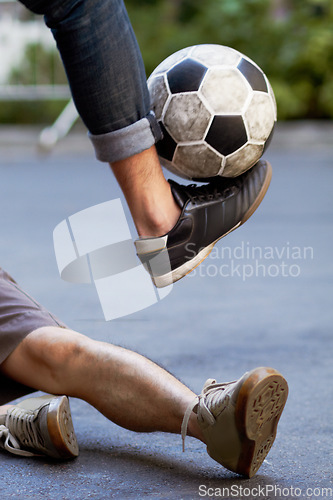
<box><xmin>181</xmin><ymin>378</ymin><xmax>236</xmax><ymax>452</ymax></box>
<box><xmin>0</xmin><ymin>407</ymin><xmax>43</xmax><ymax>457</ymax></box>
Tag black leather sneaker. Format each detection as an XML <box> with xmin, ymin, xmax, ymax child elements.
<box><xmin>135</xmin><ymin>159</ymin><xmax>272</xmax><ymax>288</ymax></box>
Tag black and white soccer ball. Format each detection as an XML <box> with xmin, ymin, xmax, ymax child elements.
<box><xmin>148</xmin><ymin>44</ymin><xmax>277</xmax><ymax>179</ymax></box>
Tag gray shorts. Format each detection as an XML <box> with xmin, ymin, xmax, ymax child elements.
<box><xmin>0</xmin><ymin>268</ymin><xmax>66</xmax><ymax>404</ymax></box>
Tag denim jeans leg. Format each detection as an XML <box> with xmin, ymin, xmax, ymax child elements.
<box><xmin>18</xmin><ymin>0</ymin><xmax>162</xmax><ymax>162</ymax></box>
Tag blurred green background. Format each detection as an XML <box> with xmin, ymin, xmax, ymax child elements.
<box><xmin>126</xmin><ymin>0</ymin><xmax>333</xmax><ymax>120</ymax></box>
<box><xmin>1</xmin><ymin>0</ymin><xmax>332</xmax><ymax>123</ymax></box>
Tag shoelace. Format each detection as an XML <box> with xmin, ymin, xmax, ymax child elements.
<box><xmin>0</xmin><ymin>407</ymin><xmax>43</xmax><ymax>457</ymax></box>
<box><xmin>0</xmin><ymin>424</ymin><xmax>25</xmax><ymax>456</ymax></box>
<box><xmin>181</xmin><ymin>378</ymin><xmax>236</xmax><ymax>452</ymax></box>
<box><xmin>180</xmin><ymin>178</ymin><xmax>241</xmax><ymax>206</ymax></box>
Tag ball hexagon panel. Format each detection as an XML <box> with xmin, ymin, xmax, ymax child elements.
<box><xmin>148</xmin><ymin>74</ymin><xmax>169</xmax><ymax>120</ymax></box>
<box><xmin>263</xmin><ymin>126</ymin><xmax>275</xmax><ymax>153</ymax></box>
<box><xmin>237</xmin><ymin>58</ymin><xmax>268</xmax><ymax>93</ymax></box>
<box><xmin>200</xmin><ymin>67</ymin><xmax>250</xmax><ymax>114</ymax></box>
<box><xmin>174</xmin><ymin>143</ymin><xmax>222</xmax><ymax>179</ymax></box>
<box><xmin>191</xmin><ymin>44</ymin><xmax>242</xmax><ymax>68</ymax></box>
<box><xmin>267</xmin><ymin>79</ymin><xmax>278</xmax><ymax>121</ymax></box>
<box><xmin>205</xmin><ymin>115</ymin><xmax>248</xmax><ymax>156</ymax></box>
<box><xmin>164</xmin><ymin>93</ymin><xmax>212</xmax><ymax>142</ymax></box>
<box><xmin>244</xmin><ymin>93</ymin><xmax>275</xmax><ymax>142</ymax></box>
<box><xmin>222</xmin><ymin>143</ymin><xmax>264</xmax><ymax>177</ymax></box>
<box><xmin>167</xmin><ymin>59</ymin><xmax>207</xmax><ymax>94</ymax></box>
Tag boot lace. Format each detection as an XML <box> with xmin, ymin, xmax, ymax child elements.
<box><xmin>0</xmin><ymin>407</ymin><xmax>44</xmax><ymax>457</ymax></box>
<box><xmin>181</xmin><ymin>178</ymin><xmax>241</xmax><ymax>206</ymax></box>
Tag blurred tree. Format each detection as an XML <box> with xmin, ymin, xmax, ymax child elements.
<box><xmin>126</xmin><ymin>0</ymin><xmax>333</xmax><ymax>119</ymax></box>
<box><xmin>0</xmin><ymin>42</ymin><xmax>68</xmax><ymax>125</ymax></box>
<box><xmin>2</xmin><ymin>1</ymin><xmax>332</xmax><ymax>122</ymax></box>
<box><xmin>9</xmin><ymin>42</ymin><xmax>67</xmax><ymax>86</ymax></box>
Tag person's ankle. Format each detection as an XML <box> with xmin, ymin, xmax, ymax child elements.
<box><xmin>136</xmin><ymin>200</ymin><xmax>180</xmax><ymax>238</ymax></box>
<box><xmin>186</xmin><ymin>412</ymin><xmax>206</xmax><ymax>444</ymax></box>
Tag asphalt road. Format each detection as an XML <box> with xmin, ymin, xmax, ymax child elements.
<box><xmin>0</xmin><ymin>122</ymin><xmax>332</xmax><ymax>499</ymax></box>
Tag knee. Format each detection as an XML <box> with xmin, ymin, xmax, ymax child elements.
<box><xmin>32</xmin><ymin>327</ymin><xmax>93</xmax><ymax>393</ymax></box>
<box><xmin>3</xmin><ymin>326</ymin><xmax>94</xmax><ymax>395</ymax></box>
<box><xmin>19</xmin><ymin>0</ymin><xmax>83</xmax><ymax>18</ymax></box>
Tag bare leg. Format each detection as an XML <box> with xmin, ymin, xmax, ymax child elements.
<box><xmin>0</xmin><ymin>327</ymin><xmax>204</xmax><ymax>442</ymax></box>
<box><xmin>111</xmin><ymin>146</ymin><xmax>181</xmax><ymax>237</ymax></box>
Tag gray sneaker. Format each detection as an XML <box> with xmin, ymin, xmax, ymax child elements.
<box><xmin>181</xmin><ymin>367</ymin><xmax>288</xmax><ymax>477</ymax></box>
<box><xmin>135</xmin><ymin>160</ymin><xmax>272</xmax><ymax>288</ymax></box>
<box><xmin>0</xmin><ymin>395</ymin><xmax>79</xmax><ymax>459</ymax></box>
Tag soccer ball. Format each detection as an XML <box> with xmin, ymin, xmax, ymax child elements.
<box><xmin>148</xmin><ymin>44</ymin><xmax>277</xmax><ymax>179</ymax></box>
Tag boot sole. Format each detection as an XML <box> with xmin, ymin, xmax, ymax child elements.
<box><xmin>234</xmin><ymin>367</ymin><xmax>288</xmax><ymax>478</ymax></box>
<box><xmin>153</xmin><ymin>160</ymin><xmax>272</xmax><ymax>288</ymax></box>
<box><xmin>47</xmin><ymin>396</ymin><xmax>79</xmax><ymax>459</ymax></box>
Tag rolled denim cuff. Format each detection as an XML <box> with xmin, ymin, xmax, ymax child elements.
<box><xmin>88</xmin><ymin>111</ymin><xmax>163</xmax><ymax>163</ymax></box>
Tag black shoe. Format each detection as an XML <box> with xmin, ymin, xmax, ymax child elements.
<box><xmin>134</xmin><ymin>159</ymin><xmax>272</xmax><ymax>288</ymax></box>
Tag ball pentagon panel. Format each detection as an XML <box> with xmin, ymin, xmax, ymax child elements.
<box><xmin>151</xmin><ymin>47</ymin><xmax>192</xmax><ymax>75</ymax></box>
<box><xmin>156</xmin><ymin>122</ymin><xmax>177</xmax><ymax>162</ymax></box>
<box><xmin>205</xmin><ymin>115</ymin><xmax>248</xmax><ymax>156</ymax></box>
<box><xmin>167</xmin><ymin>58</ymin><xmax>207</xmax><ymax>94</ymax></box>
<box><xmin>237</xmin><ymin>58</ymin><xmax>268</xmax><ymax>93</ymax></box>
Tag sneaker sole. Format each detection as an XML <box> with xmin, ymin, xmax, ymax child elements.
<box><xmin>47</xmin><ymin>396</ymin><xmax>79</xmax><ymax>459</ymax></box>
<box><xmin>153</xmin><ymin>160</ymin><xmax>272</xmax><ymax>288</ymax></box>
<box><xmin>234</xmin><ymin>367</ymin><xmax>288</xmax><ymax>478</ymax></box>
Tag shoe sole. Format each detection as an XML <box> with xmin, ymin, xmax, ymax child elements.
<box><xmin>234</xmin><ymin>367</ymin><xmax>288</xmax><ymax>478</ymax></box>
<box><xmin>153</xmin><ymin>160</ymin><xmax>272</xmax><ymax>288</ymax></box>
<box><xmin>47</xmin><ymin>396</ymin><xmax>79</xmax><ymax>459</ymax></box>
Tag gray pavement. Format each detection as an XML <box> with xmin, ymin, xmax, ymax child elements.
<box><xmin>0</xmin><ymin>122</ymin><xmax>332</xmax><ymax>499</ymax></box>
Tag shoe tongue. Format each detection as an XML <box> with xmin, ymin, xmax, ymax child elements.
<box><xmin>168</xmin><ymin>180</ymin><xmax>188</xmax><ymax>208</ymax></box>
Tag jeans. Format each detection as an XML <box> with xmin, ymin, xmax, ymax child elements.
<box><xmin>18</xmin><ymin>0</ymin><xmax>162</xmax><ymax>162</ymax></box>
